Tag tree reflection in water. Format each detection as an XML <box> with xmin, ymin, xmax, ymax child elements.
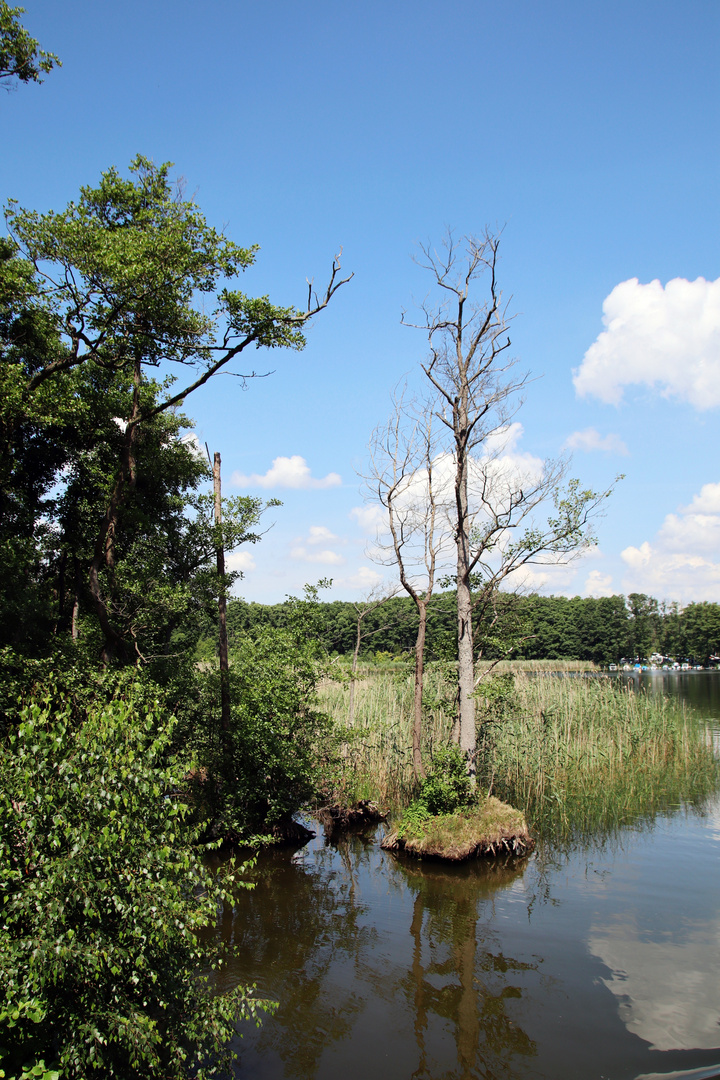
<box><xmin>389</xmin><ymin>854</ymin><xmax>538</xmax><ymax>1080</ymax></box>
<box><xmin>210</xmin><ymin>835</ymin><xmax>379</xmax><ymax>1078</ymax></box>
<box><xmin>206</xmin><ymin>830</ymin><xmax>541</xmax><ymax>1080</ymax></box>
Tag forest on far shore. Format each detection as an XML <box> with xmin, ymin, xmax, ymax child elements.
<box><xmin>216</xmin><ymin>591</ymin><xmax>720</xmax><ymax>668</ymax></box>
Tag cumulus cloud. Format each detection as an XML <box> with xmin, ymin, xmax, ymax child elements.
<box><xmin>684</xmin><ymin>481</ymin><xmax>720</xmax><ymax>514</ymax></box>
<box><xmin>574</xmin><ymin>276</ymin><xmax>720</xmax><ymax>409</ymax></box>
<box><xmin>621</xmin><ymin>481</ymin><xmax>720</xmax><ymax>601</ymax></box>
<box><xmin>503</xmin><ymin>561</ymin><xmax>580</xmax><ymax>595</ymax></box>
<box><xmin>306</xmin><ymin>525</ymin><xmax>339</xmax><ymax>545</ymax></box>
<box><xmin>583</xmin><ymin>570</ymin><xmax>614</xmax><ymax>597</ymax></box>
<box><xmin>231</xmin><ymin>455</ymin><xmax>341</xmax><ymax>490</ymax></box>
<box><xmin>290</xmin><ymin>546</ymin><xmax>345</xmax><ymax>566</ymax></box>
<box><xmin>564</xmin><ymin>428</ymin><xmax>628</xmax><ymax>455</ymax></box>
<box><xmin>353</xmin><ymin>424</ymin><xmax>552</xmax><ymax>578</ymax></box>
<box><xmin>334</xmin><ymin>566</ymin><xmax>384</xmax><ymax>591</ymax></box>
<box><xmin>289</xmin><ymin>525</ymin><xmax>346</xmax><ymax>566</ymax></box>
<box><xmin>225</xmin><ymin>550</ymin><xmax>256</xmax><ymax>574</ymax></box>
<box><xmin>349</xmin><ymin>504</ymin><xmax>387</xmax><ymax>535</ymax></box>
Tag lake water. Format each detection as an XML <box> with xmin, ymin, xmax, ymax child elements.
<box><xmin>217</xmin><ymin>673</ymin><xmax>720</xmax><ymax>1080</ymax></box>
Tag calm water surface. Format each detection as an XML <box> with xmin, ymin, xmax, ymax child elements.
<box><xmin>218</xmin><ymin>673</ymin><xmax>720</xmax><ymax>1080</ymax></box>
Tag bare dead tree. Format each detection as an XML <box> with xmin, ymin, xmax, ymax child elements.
<box><xmin>364</xmin><ymin>390</ymin><xmax>450</xmax><ymax>781</ymax></box>
<box><xmin>405</xmin><ymin>230</ymin><xmax>618</xmax><ymax>781</ymax></box>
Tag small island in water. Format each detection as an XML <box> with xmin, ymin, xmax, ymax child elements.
<box><xmin>381</xmin><ymin>796</ymin><xmax>535</xmax><ymax>862</ymax></box>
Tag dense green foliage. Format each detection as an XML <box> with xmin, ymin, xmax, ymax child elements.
<box><xmin>416</xmin><ymin>746</ymin><xmax>476</xmax><ymax>816</ymax></box>
<box><xmin>224</xmin><ymin>591</ymin><xmax>720</xmax><ymax>667</ymax></box>
<box><xmin>0</xmin><ymin>154</ymin><xmax>341</xmax><ymax>1077</ymax></box>
<box><xmin>0</xmin><ymin>155</ymin><xmax>317</xmax><ymax>665</ymax></box>
<box><xmin>188</xmin><ymin>586</ymin><xmax>335</xmax><ymax>842</ymax></box>
<box><xmin>0</xmin><ymin>669</ymin><xmax>270</xmax><ymax>1080</ymax></box>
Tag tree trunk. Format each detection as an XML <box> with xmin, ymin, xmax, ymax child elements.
<box><xmin>89</xmin><ymin>355</ymin><xmax>142</xmax><ymax>666</ymax></box>
<box><xmin>455</xmin><ymin>408</ymin><xmax>476</xmax><ymax>781</ymax></box>
<box><xmin>56</xmin><ymin>549</ymin><xmax>67</xmax><ymax>631</ymax></box>
<box><xmin>413</xmin><ymin>599</ymin><xmax>427</xmax><ymax>781</ymax></box>
<box><xmin>456</xmin><ymin>566</ymin><xmax>475</xmax><ymax>778</ymax></box>
<box><xmin>71</xmin><ymin>560</ymin><xmax>81</xmax><ymax>641</ymax></box>
<box><xmin>214</xmin><ymin>452</ymin><xmax>231</xmax><ymax>744</ymax></box>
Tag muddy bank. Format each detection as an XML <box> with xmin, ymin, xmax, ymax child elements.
<box><xmin>314</xmin><ymin>800</ymin><xmax>388</xmax><ymax>839</ymax></box>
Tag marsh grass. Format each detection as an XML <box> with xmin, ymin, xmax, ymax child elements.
<box><xmin>476</xmin><ymin>659</ymin><xmax>600</xmax><ymax>674</ymax></box>
<box><xmin>481</xmin><ymin>673</ymin><xmax>720</xmax><ymax>841</ymax></box>
<box><xmin>319</xmin><ymin>666</ymin><xmax>720</xmax><ymax>842</ymax></box>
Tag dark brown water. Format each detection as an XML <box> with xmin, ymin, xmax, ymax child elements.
<box><xmin>216</xmin><ymin>674</ymin><xmax>720</xmax><ymax>1080</ymax></box>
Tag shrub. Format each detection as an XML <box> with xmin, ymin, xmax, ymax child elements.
<box><xmin>0</xmin><ymin>683</ymin><xmax>267</xmax><ymax>1079</ymax></box>
<box><xmin>416</xmin><ymin>745</ymin><xmax>476</xmax><ymax>816</ymax></box>
<box><xmin>201</xmin><ymin>584</ymin><xmax>335</xmax><ymax>841</ymax></box>
<box><xmin>398</xmin><ymin>745</ymin><xmax>477</xmax><ymax>838</ymax></box>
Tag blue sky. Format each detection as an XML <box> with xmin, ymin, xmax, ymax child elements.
<box><xmin>3</xmin><ymin>1</ymin><xmax>719</xmax><ymax>604</ymax></box>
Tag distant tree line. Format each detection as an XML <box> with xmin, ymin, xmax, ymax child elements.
<box><xmin>223</xmin><ymin>591</ymin><xmax>720</xmax><ymax>667</ymax></box>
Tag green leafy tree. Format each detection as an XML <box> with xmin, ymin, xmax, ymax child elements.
<box><xmin>1</xmin><ymin>156</ymin><xmax>349</xmax><ymax>662</ymax></box>
<box><xmin>626</xmin><ymin>593</ymin><xmax>661</xmax><ymax>660</ymax></box>
<box><xmin>680</xmin><ymin>602</ymin><xmax>720</xmax><ymax>665</ymax></box>
<box><xmin>0</xmin><ymin>2</ymin><xmax>60</xmax><ymax>86</ymax></box>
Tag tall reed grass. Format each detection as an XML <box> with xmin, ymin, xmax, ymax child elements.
<box><xmin>318</xmin><ymin>665</ymin><xmax>719</xmax><ymax>842</ymax></box>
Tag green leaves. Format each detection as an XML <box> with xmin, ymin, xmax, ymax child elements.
<box><xmin>0</xmin><ymin>675</ymin><xmax>269</xmax><ymax>1078</ymax></box>
<box><xmin>0</xmin><ymin>1</ymin><xmax>60</xmax><ymax>85</ymax></box>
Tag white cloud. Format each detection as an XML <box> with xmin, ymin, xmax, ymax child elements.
<box><xmin>334</xmin><ymin>566</ymin><xmax>384</xmax><ymax>591</ymax></box>
<box><xmin>583</xmin><ymin>569</ymin><xmax>614</xmax><ymax>597</ymax></box>
<box><xmin>573</xmin><ymin>276</ymin><xmax>720</xmax><ymax>410</ymax></box>
<box><xmin>225</xmin><ymin>550</ymin><xmax>256</xmax><ymax>574</ymax></box>
<box><xmin>564</xmin><ymin>428</ymin><xmax>628</xmax><ymax>455</ymax></box>
<box><xmin>503</xmin><ymin>561</ymin><xmax>580</xmax><ymax>595</ymax></box>
<box><xmin>354</xmin><ymin>424</ymin><xmax>558</xmax><ymax>586</ymax></box>
<box><xmin>289</xmin><ymin>546</ymin><xmax>345</xmax><ymax>566</ymax></box>
<box><xmin>349</xmin><ymin>504</ymin><xmax>387</xmax><ymax>535</ymax></box>
<box><xmin>231</xmin><ymin>455</ymin><xmax>341</xmax><ymax>490</ymax></box>
<box><xmin>684</xmin><ymin>481</ymin><xmax>720</xmax><ymax>514</ymax></box>
<box><xmin>178</xmin><ymin>432</ymin><xmax>208</xmax><ymax>463</ymax></box>
<box><xmin>621</xmin><ymin>482</ymin><xmax>720</xmax><ymax>601</ymax></box>
<box><xmin>307</xmin><ymin>525</ymin><xmax>339</xmax><ymax>545</ymax></box>
<box><xmin>289</xmin><ymin>525</ymin><xmax>346</xmax><ymax>565</ymax></box>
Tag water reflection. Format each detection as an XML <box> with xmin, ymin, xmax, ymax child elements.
<box><xmin>589</xmin><ymin>917</ymin><xmax>720</xmax><ymax>1052</ymax></box>
<box><xmin>217</xmin><ymin>836</ymin><xmax>379</xmax><ymax>1078</ymax></box>
<box><xmin>612</xmin><ymin>669</ymin><xmax>720</xmax><ymax>722</ymax></box>
<box><xmin>218</xmin><ymin>833</ymin><xmax>541</xmax><ymax>1079</ymax></box>
<box><xmin>209</xmin><ymin>674</ymin><xmax>720</xmax><ymax>1079</ymax></box>
<box><xmin>388</xmin><ymin>855</ymin><xmax>537</xmax><ymax>1079</ymax></box>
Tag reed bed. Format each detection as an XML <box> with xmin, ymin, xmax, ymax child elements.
<box><xmin>318</xmin><ymin>666</ymin><xmax>720</xmax><ymax>842</ymax></box>
<box><xmin>475</xmin><ymin>658</ymin><xmax>600</xmax><ymax>674</ymax></box>
<box><xmin>480</xmin><ymin>673</ymin><xmax>719</xmax><ymax>842</ymax></box>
